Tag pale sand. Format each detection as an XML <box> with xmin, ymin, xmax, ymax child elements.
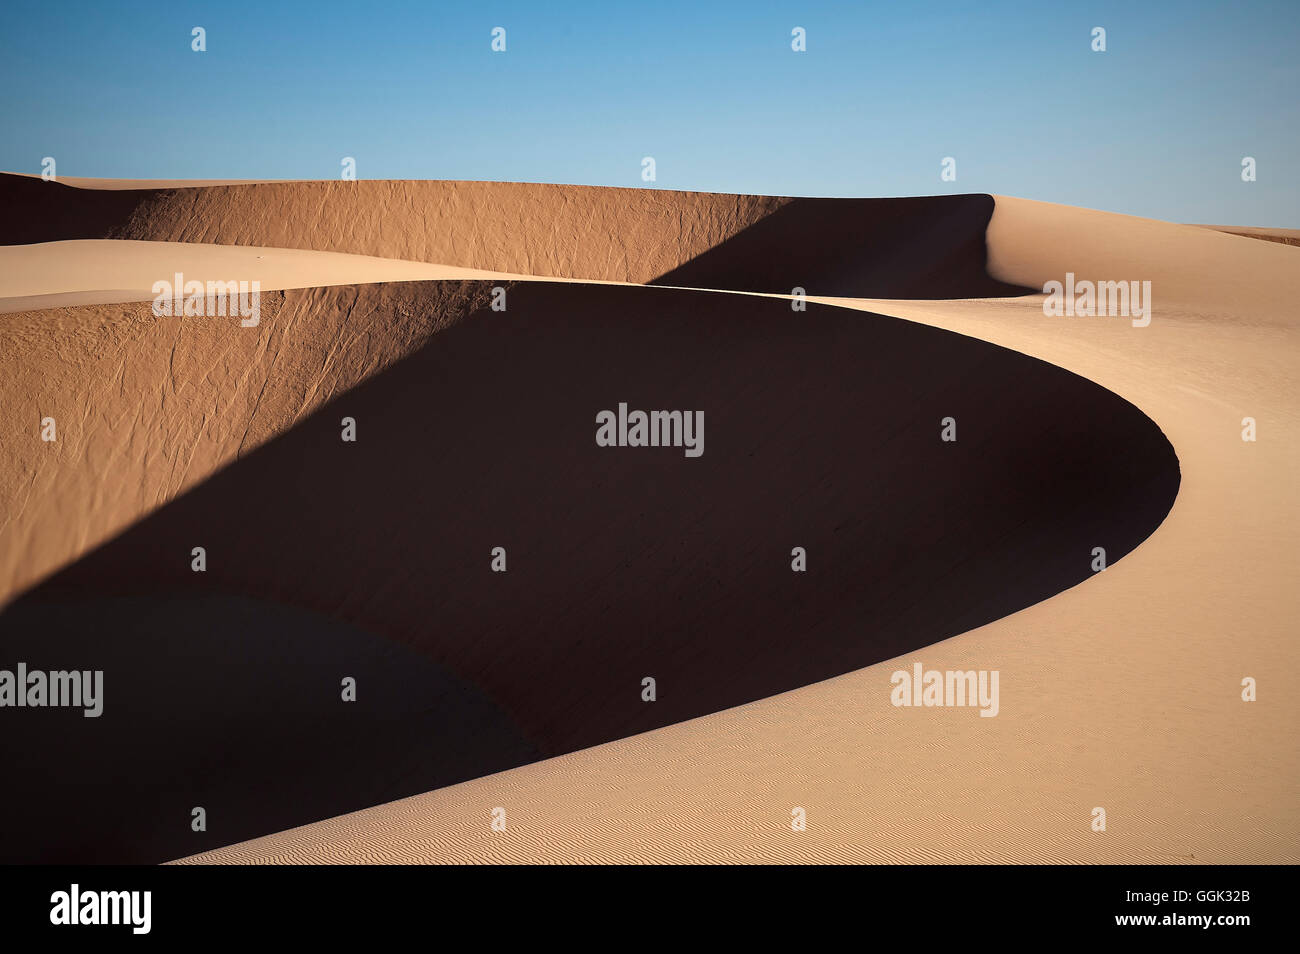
<box><xmin>0</xmin><ymin>240</ymin><xmax>511</xmax><ymax>314</ymax></box>
<box><xmin>170</xmin><ymin>197</ymin><xmax>1297</xmax><ymax>864</ymax></box>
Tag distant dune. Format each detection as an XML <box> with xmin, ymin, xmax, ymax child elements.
<box><xmin>0</xmin><ymin>174</ymin><xmax>784</xmax><ymax>283</ymax></box>
<box><xmin>1194</xmin><ymin>225</ymin><xmax>1300</xmax><ymax>247</ymax></box>
<box><xmin>1</xmin><ymin>174</ymin><xmax>1024</xmax><ymax>298</ymax></box>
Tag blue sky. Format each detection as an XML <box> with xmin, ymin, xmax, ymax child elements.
<box><xmin>2</xmin><ymin>0</ymin><xmax>1297</xmax><ymax>224</ymax></box>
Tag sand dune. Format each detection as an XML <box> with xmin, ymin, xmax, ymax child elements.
<box><xmin>1</xmin><ymin>280</ymin><xmax>1177</xmax><ymax>863</ymax></box>
<box><xmin>1196</xmin><ymin>225</ymin><xmax>1300</xmax><ymax>247</ymax></box>
<box><xmin>1</xmin><ymin>174</ymin><xmax>783</xmax><ymax>283</ymax></box>
<box><xmin>0</xmin><ymin>175</ymin><xmax>1293</xmax><ymax>864</ymax></box>
<box><xmin>0</xmin><ymin>178</ymin><xmax>1026</xmax><ymax>602</ymax></box>
<box><xmin>179</xmin><ymin>196</ymin><xmax>1296</xmax><ymax>865</ymax></box>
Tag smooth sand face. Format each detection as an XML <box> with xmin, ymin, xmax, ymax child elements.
<box><xmin>178</xmin><ymin>199</ymin><xmax>1297</xmax><ymax>865</ymax></box>
<box><xmin>1</xmin><ymin>178</ymin><xmax>1293</xmax><ymax>863</ymax></box>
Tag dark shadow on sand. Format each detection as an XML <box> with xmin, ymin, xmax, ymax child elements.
<box><xmin>650</xmin><ymin>195</ymin><xmax>1034</xmax><ymax>298</ymax></box>
<box><xmin>0</xmin><ymin>281</ymin><xmax>1178</xmax><ymax>862</ymax></box>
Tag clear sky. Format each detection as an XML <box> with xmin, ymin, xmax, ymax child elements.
<box><xmin>2</xmin><ymin>0</ymin><xmax>1297</xmax><ymax>225</ymax></box>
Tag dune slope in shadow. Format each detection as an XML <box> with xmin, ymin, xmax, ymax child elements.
<box><xmin>650</xmin><ymin>195</ymin><xmax>1030</xmax><ymax>298</ymax></box>
<box><xmin>0</xmin><ymin>281</ymin><xmax>1179</xmax><ymax>863</ymax></box>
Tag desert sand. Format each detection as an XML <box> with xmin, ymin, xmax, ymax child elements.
<box><xmin>1</xmin><ymin>175</ymin><xmax>1294</xmax><ymax>864</ymax></box>
<box><xmin>0</xmin><ymin>240</ymin><xmax>513</xmax><ymax>314</ymax></box>
<box><xmin>3</xmin><ymin>279</ymin><xmax>1180</xmax><ymax>863</ymax></box>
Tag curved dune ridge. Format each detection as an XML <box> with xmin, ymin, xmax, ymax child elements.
<box><xmin>0</xmin><ymin>281</ymin><xmax>1178</xmax><ymax>863</ymax></box>
<box><xmin>0</xmin><ymin>175</ymin><xmax>1295</xmax><ymax>864</ymax></box>
<box><xmin>0</xmin><ymin>239</ymin><xmax>514</xmax><ymax>315</ymax></box>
